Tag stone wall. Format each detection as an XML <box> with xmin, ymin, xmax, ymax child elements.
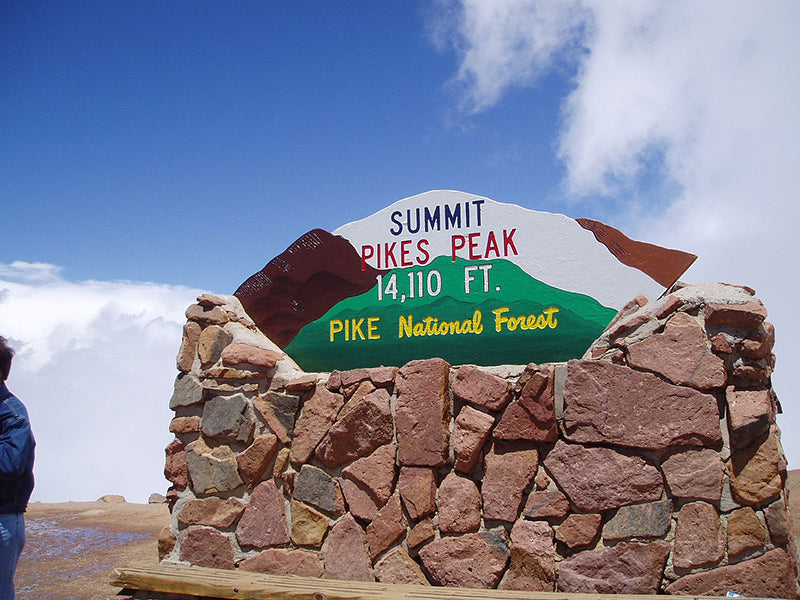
<box><xmin>161</xmin><ymin>283</ymin><xmax>798</xmax><ymax>597</ymax></box>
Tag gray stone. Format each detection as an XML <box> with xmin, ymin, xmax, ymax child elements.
<box><xmin>603</xmin><ymin>500</ymin><xmax>672</xmax><ymax>542</ymax></box>
<box><xmin>185</xmin><ymin>438</ymin><xmax>243</xmax><ymax>494</ymax></box>
<box><xmin>169</xmin><ymin>373</ymin><xmax>204</xmax><ymax>409</ymax></box>
<box><xmin>293</xmin><ymin>464</ymin><xmax>343</xmax><ymax>515</ymax></box>
<box><xmin>201</xmin><ymin>393</ymin><xmax>255</xmax><ymax>444</ymax></box>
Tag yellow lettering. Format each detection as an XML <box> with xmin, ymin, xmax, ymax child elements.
<box><xmin>492</xmin><ymin>307</ymin><xmax>509</xmax><ymax>332</ymax></box>
<box><xmin>368</xmin><ymin>317</ymin><xmax>380</xmax><ymax>339</ymax></box>
<box><xmin>399</xmin><ymin>315</ymin><xmax>412</xmax><ymax>338</ymax></box>
<box><xmin>330</xmin><ymin>319</ymin><xmax>343</xmax><ymax>342</ymax></box>
<box><xmin>493</xmin><ymin>307</ymin><xmax>560</xmax><ymax>333</ymax></box>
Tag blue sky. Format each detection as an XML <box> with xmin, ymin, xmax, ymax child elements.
<box><xmin>2</xmin><ymin>1</ymin><xmax>799</xmax><ymax>502</ymax></box>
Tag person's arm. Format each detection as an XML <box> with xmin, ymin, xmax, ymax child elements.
<box><xmin>0</xmin><ymin>403</ymin><xmax>33</xmax><ymax>479</ymax></box>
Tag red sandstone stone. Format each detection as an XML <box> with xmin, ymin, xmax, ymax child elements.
<box><xmin>339</xmin><ymin>368</ymin><xmax>370</xmax><ymax>388</ymax></box>
<box><xmin>186</xmin><ymin>303</ymin><xmax>228</xmax><ymax>325</ymax></box>
<box><xmin>555</xmin><ymin>513</ymin><xmax>602</xmax><ymax>549</ymax></box>
<box><xmin>397</xmin><ymin>467</ymin><xmax>437</xmax><ymax>521</ymax></box>
<box><xmin>164</xmin><ymin>439</ymin><xmax>188</xmax><ymax>488</ymax></box>
<box><xmin>452</xmin><ymin>365</ymin><xmax>513</xmax><ymax>411</ymax></box>
<box><xmin>493</xmin><ymin>369</ymin><xmax>557</xmax><ymax>442</ymax></box>
<box><xmin>452</xmin><ymin>406</ymin><xmax>495</xmax><ymax>473</ymax></box>
<box><xmin>739</xmin><ymin>321</ymin><xmax>775</xmax><ymax>359</ymax></box>
<box><xmin>418</xmin><ymin>531</ymin><xmax>510</xmax><ymax>589</ymax></box>
<box><xmin>253</xmin><ymin>392</ymin><xmax>299</xmax><ymax>444</ymax></box>
<box><xmin>437</xmin><ymin>472</ymin><xmax>482</xmax><ymax>533</ymax></box>
<box><xmin>727</xmin><ymin>506</ymin><xmax>766</xmax><ymax>559</ymax></box>
<box><xmin>407</xmin><ymin>518</ymin><xmax>435</xmax><ymax>549</ymax></box>
<box><xmin>366</xmin><ymin>493</ymin><xmax>406</xmax><ymax>559</ymax></box>
<box><xmin>765</xmin><ymin>498</ymin><xmax>793</xmax><ymax>545</ymax></box>
<box><xmin>221</xmin><ymin>343</ymin><xmax>283</xmax><ymax>369</ymax></box>
<box><xmin>661</xmin><ymin>448</ymin><xmax>723</xmax><ymax>501</ymax></box>
<box><xmin>730</xmin><ymin>428</ymin><xmax>783</xmax><ymax>505</ymax></box>
<box><xmin>179</xmin><ymin>526</ymin><xmax>235</xmax><ymax>570</ymax></box>
<box><xmin>197</xmin><ymin>325</ymin><xmax>233</xmax><ymax>365</ymax></box>
<box><xmin>727</xmin><ymin>386</ymin><xmax>773</xmax><ymax>445</ymax></box>
<box><xmin>240</xmin><ymin>548</ymin><xmax>324</xmax><ymax>577</ymax></box>
<box><xmin>289</xmin><ymin>386</ymin><xmax>344</xmax><ymax>465</ymax></box>
<box><xmin>341</xmin><ymin>381</ymin><xmax>376</xmax><ymax>412</ymax></box>
<box><xmin>627</xmin><ymin>312</ymin><xmax>726</xmax><ymax>389</ymax></box>
<box><xmin>323</xmin><ymin>513</ymin><xmax>374</xmax><ymax>581</ymax></box>
<box><xmin>562</xmin><ymin>360</ymin><xmax>721</xmax><ymax>450</ymax></box>
<box><xmin>522</xmin><ymin>489</ymin><xmax>570</xmax><ymax>519</ymax></box>
<box><xmin>368</xmin><ymin>366</ymin><xmax>398</xmax><ymax>387</ymax></box>
<box><xmin>176</xmin><ymin>321</ymin><xmax>201</xmax><ymax>372</ymax></box>
<box><xmin>284</xmin><ymin>374</ymin><xmax>317</xmax><ymax>393</ymax></box>
<box><xmin>235</xmin><ymin>480</ymin><xmax>290</xmax><ymax>548</ymax></box>
<box><xmin>158</xmin><ymin>526</ymin><xmax>175</xmax><ymax>561</ymax></box>
<box><xmin>605</xmin><ymin>309</ymin><xmax>652</xmax><ymax>340</ymax></box>
<box><xmin>543</xmin><ymin>440</ymin><xmax>663</xmax><ymax>512</ymax></box>
<box><xmin>665</xmin><ymin>548</ymin><xmax>797</xmax><ymax>597</ymax></box>
<box><xmin>710</xmin><ymin>332</ymin><xmax>735</xmax><ymax>354</ymax></box>
<box><xmin>705</xmin><ymin>300</ymin><xmax>768</xmax><ymax>330</ymax></box>
<box><xmin>395</xmin><ymin>358</ymin><xmax>451</xmax><ymax>466</ymax></box>
<box><xmin>316</xmin><ymin>389</ymin><xmax>393</xmax><ymax>468</ymax></box>
<box><xmin>327</xmin><ymin>370</ymin><xmax>341</xmax><ymax>390</ymax></box>
<box><xmin>340</xmin><ymin>478</ymin><xmax>385</xmax><ymax>523</ymax></box>
<box><xmin>237</xmin><ymin>433</ymin><xmax>278</xmax><ymax>483</ymax></box>
<box><xmin>500</xmin><ymin>520</ymin><xmax>555</xmax><ymax>591</ymax></box>
<box><xmin>178</xmin><ymin>497</ymin><xmax>245</xmax><ymax>528</ymax></box>
<box><xmin>673</xmin><ymin>501</ymin><xmax>724</xmax><ymax>569</ymax></box>
<box><xmin>169</xmin><ymin>416</ymin><xmax>201</xmax><ymax>434</ymax></box>
<box><xmin>655</xmin><ymin>294</ymin><xmax>682</xmax><ymax>318</ymax></box>
<box><xmin>558</xmin><ymin>540</ymin><xmax>669</xmax><ymax>593</ymax></box>
<box><xmin>482</xmin><ymin>443</ymin><xmax>538</xmax><ymax>522</ymax></box>
<box><xmin>374</xmin><ymin>547</ymin><xmax>429</xmax><ymax>585</ymax></box>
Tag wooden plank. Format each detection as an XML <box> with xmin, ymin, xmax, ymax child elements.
<box><xmin>111</xmin><ymin>563</ymin><xmax>733</xmax><ymax>600</ymax></box>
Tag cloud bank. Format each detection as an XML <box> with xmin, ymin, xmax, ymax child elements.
<box><xmin>0</xmin><ymin>261</ymin><xmax>203</xmax><ymax>503</ymax></box>
<box><xmin>433</xmin><ymin>1</ymin><xmax>800</xmax><ymax>463</ymax></box>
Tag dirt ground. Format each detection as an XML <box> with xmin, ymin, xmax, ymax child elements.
<box><xmin>15</xmin><ymin>499</ymin><xmax>170</xmax><ymax>600</ymax></box>
<box><xmin>12</xmin><ymin>471</ymin><xmax>800</xmax><ymax>599</ymax></box>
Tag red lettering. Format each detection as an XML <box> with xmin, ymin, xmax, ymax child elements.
<box><xmin>468</xmin><ymin>233</ymin><xmax>481</xmax><ymax>260</ymax></box>
<box><xmin>451</xmin><ymin>235</ymin><xmax>466</xmax><ymax>261</ymax></box>
<box><xmin>484</xmin><ymin>231</ymin><xmax>500</xmax><ymax>258</ymax></box>
<box><xmin>361</xmin><ymin>245</ymin><xmax>374</xmax><ymax>271</ymax></box>
<box><xmin>384</xmin><ymin>242</ymin><xmax>398</xmax><ymax>268</ymax></box>
<box><xmin>400</xmin><ymin>240</ymin><xmax>412</xmax><ymax>267</ymax></box>
<box><xmin>503</xmin><ymin>229</ymin><xmax>518</xmax><ymax>256</ymax></box>
<box><xmin>417</xmin><ymin>239</ymin><xmax>430</xmax><ymax>265</ymax></box>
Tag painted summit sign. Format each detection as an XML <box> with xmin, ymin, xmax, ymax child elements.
<box><xmin>234</xmin><ymin>191</ymin><xmax>696</xmax><ymax>371</ymax></box>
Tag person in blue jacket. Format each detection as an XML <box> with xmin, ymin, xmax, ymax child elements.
<box><xmin>0</xmin><ymin>336</ymin><xmax>35</xmax><ymax>600</ymax></box>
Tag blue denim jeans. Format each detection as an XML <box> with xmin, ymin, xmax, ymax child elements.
<box><xmin>0</xmin><ymin>513</ymin><xmax>25</xmax><ymax>600</ymax></box>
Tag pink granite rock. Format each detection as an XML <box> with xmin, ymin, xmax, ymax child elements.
<box><xmin>705</xmin><ymin>300</ymin><xmax>768</xmax><ymax>330</ymax></box>
<box><xmin>340</xmin><ymin>444</ymin><xmax>397</xmax><ymax>522</ymax></box>
<box><xmin>730</xmin><ymin>428</ymin><xmax>783</xmax><ymax>505</ymax></box>
<box><xmin>397</xmin><ymin>467</ymin><xmax>437</xmax><ymax>521</ymax></box>
<box><xmin>178</xmin><ymin>497</ymin><xmax>245</xmax><ymax>528</ymax></box>
<box><xmin>164</xmin><ymin>439</ymin><xmax>188</xmax><ymax>488</ymax></box>
<box><xmin>366</xmin><ymin>493</ymin><xmax>406</xmax><ymax>559</ymax></box>
<box><xmin>221</xmin><ymin>343</ymin><xmax>283</xmax><ymax>369</ymax></box>
<box><xmin>727</xmin><ymin>387</ymin><xmax>773</xmax><ymax>445</ymax></box>
<box><xmin>482</xmin><ymin>443</ymin><xmax>538</xmax><ymax>522</ymax></box>
<box><xmin>727</xmin><ymin>506</ymin><xmax>766</xmax><ymax>559</ymax></box>
<box><xmin>374</xmin><ymin>547</ymin><xmax>429</xmax><ymax>585</ymax></box>
<box><xmin>237</xmin><ymin>433</ymin><xmax>278</xmax><ymax>483</ymax></box>
<box><xmin>544</xmin><ymin>440</ymin><xmax>663</xmax><ymax>512</ymax></box>
<box><xmin>418</xmin><ymin>531</ymin><xmax>510</xmax><ymax>589</ymax></box>
<box><xmin>493</xmin><ymin>369</ymin><xmax>557</xmax><ymax>442</ymax></box>
<box><xmin>661</xmin><ymin>448</ymin><xmax>723</xmax><ymax>501</ymax></box>
<box><xmin>673</xmin><ymin>501</ymin><xmax>724</xmax><ymax>570</ymax></box>
<box><xmin>452</xmin><ymin>406</ymin><xmax>495</xmax><ymax>473</ymax></box>
<box><xmin>176</xmin><ymin>321</ymin><xmax>201</xmax><ymax>372</ymax></box>
<box><xmin>437</xmin><ymin>472</ymin><xmax>482</xmax><ymax>533</ymax></box>
<box><xmin>289</xmin><ymin>386</ymin><xmax>344</xmax><ymax>465</ymax></box>
<box><xmin>558</xmin><ymin>540</ymin><xmax>670</xmax><ymax>593</ymax></box>
<box><xmin>555</xmin><ymin>513</ymin><xmax>602</xmax><ymax>549</ymax></box>
<box><xmin>235</xmin><ymin>480</ymin><xmax>290</xmax><ymax>548</ymax></box>
<box><xmin>665</xmin><ymin>548</ymin><xmax>797</xmax><ymax>598</ymax></box>
<box><xmin>316</xmin><ymin>388</ymin><xmax>394</xmax><ymax>468</ymax></box>
<box><xmin>323</xmin><ymin>513</ymin><xmax>374</xmax><ymax>581</ymax></box>
<box><xmin>395</xmin><ymin>358</ymin><xmax>451</xmax><ymax>466</ymax></box>
<box><xmin>452</xmin><ymin>365</ymin><xmax>513</xmax><ymax>411</ymax></box>
<box><xmin>627</xmin><ymin>312</ymin><xmax>726</xmax><ymax>389</ymax></box>
<box><xmin>500</xmin><ymin>520</ymin><xmax>555</xmax><ymax>591</ymax></box>
<box><xmin>562</xmin><ymin>360</ymin><xmax>721</xmax><ymax>450</ymax></box>
<box><xmin>407</xmin><ymin>518</ymin><xmax>435</xmax><ymax>549</ymax></box>
<box><xmin>240</xmin><ymin>548</ymin><xmax>324</xmax><ymax>577</ymax></box>
<box><xmin>179</xmin><ymin>526</ymin><xmax>235</xmax><ymax>570</ymax></box>
<box><xmin>522</xmin><ymin>489</ymin><xmax>570</xmax><ymax>520</ymax></box>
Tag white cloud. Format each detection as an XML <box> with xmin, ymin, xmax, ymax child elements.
<box><xmin>0</xmin><ymin>262</ymin><xmax>204</xmax><ymax>503</ymax></box>
<box><xmin>433</xmin><ymin>1</ymin><xmax>800</xmax><ymax>465</ymax></box>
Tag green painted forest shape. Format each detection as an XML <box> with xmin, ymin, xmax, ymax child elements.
<box><xmin>285</xmin><ymin>256</ymin><xmax>617</xmax><ymax>371</ymax></box>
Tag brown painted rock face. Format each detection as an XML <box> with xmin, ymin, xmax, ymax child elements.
<box><xmin>558</xmin><ymin>540</ymin><xmax>670</xmax><ymax>594</ymax></box>
<box><xmin>395</xmin><ymin>358</ymin><xmax>451</xmax><ymax>467</ymax></box>
<box><xmin>418</xmin><ymin>531</ymin><xmax>510</xmax><ymax>589</ymax></box>
<box><xmin>626</xmin><ymin>312</ymin><xmax>726</xmax><ymax>389</ymax></box>
<box><xmin>562</xmin><ymin>360</ymin><xmax>721</xmax><ymax>450</ymax></box>
<box><xmin>543</xmin><ymin>440</ymin><xmax>663</xmax><ymax>512</ymax></box>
